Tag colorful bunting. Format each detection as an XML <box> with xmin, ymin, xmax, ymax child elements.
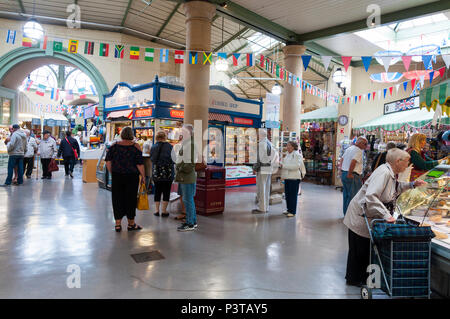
<box><xmin>36</xmin><ymin>84</ymin><xmax>46</xmax><ymax>96</ymax></box>
<box><xmin>84</xmin><ymin>41</ymin><xmax>94</xmax><ymax>55</ymax></box>
<box><xmin>246</xmin><ymin>53</ymin><xmax>254</xmax><ymax>67</ymax></box>
<box><xmin>203</xmin><ymin>52</ymin><xmax>212</xmax><ymax>65</ymax></box>
<box><xmin>341</xmin><ymin>56</ymin><xmax>352</xmax><ymax>72</ymax></box>
<box><xmin>99</xmin><ymin>43</ymin><xmax>109</xmax><ymax>57</ymax></box>
<box><xmin>159</xmin><ymin>49</ymin><xmax>169</xmax><ymax>63</ymax></box>
<box><xmin>175</xmin><ymin>50</ymin><xmax>184</xmax><ymax>64</ymax></box>
<box><xmin>321</xmin><ymin>56</ymin><xmax>332</xmax><ymax>71</ymax></box>
<box><xmin>438</xmin><ymin>67</ymin><xmax>446</xmax><ymax>78</ymax></box>
<box><xmin>189</xmin><ymin>51</ymin><xmax>197</xmax><ymax>64</ymax></box>
<box><xmin>380</xmin><ymin>56</ymin><xmax>392</xmax><ymax>72</ymax></box>
<box><xmin>361</xmin><ymin>56</ymin><xmax>372</xmax><ymax>72</ymax></box>
<box><xmin>402</xmin><ymin>56</ymin><xmax>412</xmax><ymax>71</ymax></box>
<box><xmin>389</xmin><ymin>86</ymin><xmax>393</xmax><ymax>96</ymax></box>
<box><xmin>53</xmin><ymin>38</ymin><xmax>63</xmax><ymax>52</ymax></box>
<box><xmin>232</xmin><ymin>53</ymin><xmax>240</xmax><ymax>66</ymax></box>
<box><xmin>22</xmin><ymin>37</ymin><xmax>32</xmax><ymax>47</ymax></box>
<box><xmin>383</xmin><ymin>88</ymin><xmax>387</xmax><ymax>98</ymax></box>
<box><xmin>403</xmin><ymin>81</ymin><xmax>408</xmax><ymax>91</ymax></box>
<box><xmin>114</xmin><ymin>45</ymin><xmax>125</xmax><ymax>59</ymax></box>
<box><xmin>145</xmin><ymin>48</ymin><xmax>154</xmax><ymax>62</ymax></box>
<box><xmin>217</xmin><ymin>52</ymin><xmax>227</xmax><ymax>60</ymax></box>
<box><xmin>301</xmin><ymin>55</ymin><xmax>312</xmax><ymax>71</ymax></box>
<box><xmin>6</xmin><ymin>30</ymin><xmax>16</xmax><ymax>44</ymax></box>
<box><xmin>429</xmin><ymin>71</ymin><xmax>435</xmax><ymax>84</ymax></box>
<box><xmin>442</xmin><ymin>55</ymin><xmax>450</xmax><ymax>69</ymax></box>
<box><xmin>422</xmin><ymin>55</ymin><xmax>432</xmax><ymax>70</ymax></box>
<box><xmin>260</xmin><ymin>55</ymin><xmax>265</xmax><ymax>68</ymax></box>
<box><xmin>68</xmin><ymin>40</ymin><xmax>78</xmax><ymax>53</ymax></box>
<box><xmin>130</xmin><ymin>46</ymin><xmax>140</xmax><ymax>60</ymax></box>
<box><xmin>410</xmin><ymin>78</ymin><xmax>416</xmax><ymax>91</ymax></box>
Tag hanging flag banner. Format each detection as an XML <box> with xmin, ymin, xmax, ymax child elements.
<box><xmin>114</xmin><ymin>45</ymin><xmax>125</xmax><ymax>59</ymax></box>
<box><xmin>25</xmin><ymin>79</ymin><xmax>33</xmax><ymax>91</ymax></box>
<box><xmin>203</xmin><ymin>52</ymin><xmax>212</xmax><ymax>65</ymax></box>
<box><xmin>53</xmin><ymin>38</ymin><xmax>63</xmax><ymax>52</ymax></box>
<box><xmin>383</xmin><ymin>88</ymin><xmax>387</xmax><ymax>98</ymax></box>
<box><xmin>217</xmin><ymin>52</ymin><xmax>227</xmax><ymax>60</ymax></box>
<box><xmin>321</xmin><ymin>56</ymin><xmax>332</xmax><ymax>71</ymax></box>
<box><xmin>341</xmin><ymin>56</ymin><xmax>352</xmax><ymax>72</ymax></box>
<box><xmin>361</xmin><ymin>56</ymin><xmax>372</xmax><ymax>72</ymax></box>
<box><xmin>442</xmin><ymin>54</ymin><xmax>450</xmax><ymax>69</ymax></box>
<box><xmin>260</xmin><ymin>55</ymin><xmax>265</xmax><ymax>68</ymax></box>
<box><xmin>246</xmin><ymin>53</ymin><xmax>254</xmax><ymax>67</ymax></box>
<box><xmin>78</xmin><ymin>88</ymin><xmax>87</xmax><ymax>99</ymax></box>
<box><xmin>422</xmin><ymin>55</ymin><xmax>433</xmax><ymax>70</ymax></box>
<box><xmin>402</xmin><ymin>56</ymin><xmax>412</xmax><ymax>71</ymax></box>
<box><xmin>189</xmin><ymin>51</ymin><xmax>197</xmax><ymax>64</ymax></box>
<box><xmin>232</xmin><ymin>53</ymin><xmax>240</xmax><ymax>66</ymax></box>
<box><xmin>99</xmin><ymin>43</ymin><xmax>109</xmax><ymax>57</ymax></box>
<box><xmin>68</xmin><ymin>40</ymin><xmax>78</xmax><ymax>53</ymax></box>
<box><xmin>22</xmin><ymin>37</ymin><xmax>32</xmax><ymax>47</ymax></box>
<box><xmin>403</xmin><ymin>81</ymin><xmax>408</xmax><ymax>91</ymax></box>
<box><xmin>6</xmin><ymin>30</ymin><xmax>16</xmax><ymax>44</ymax></box>
<box><xmin>145</xmin><ymin>48</ymin><xmax>154</xmax><ymax>62</ymax></box>
<box><xmin>380</xmin><ymin>56</ymin><xmax>392</xmax><ymax>72</ymax></box>
<box><xmin>429</xmin><ymin>71</ymin><xmax>435</xmax><ymax>84</ymax></box>
<box><xmin>411</xmin><ymin>78</ymin><xmax>416</xmax><ymax>90</ymax></box>
<box><xmin>84</xmin><ymin>41</ymin><xmax>94</xmax><ymax>55</ymax></box>
<box><xmin>301</xmin><ymin>55</ymin><xmax>312</xmax><ymax>71</ymax></box>
<box><xmin>36</xmin><ymin>84</ymin><xmax>46</xmax><ymax>96</ymax></box>
<box><xmin>175</xmin><ymin>50</ymin><xmax>184</xmax><ymax>64</ymax></box>
<box><xmin>160</xmin><ymin>49</ymin><xmax>169</xmax><ymax>63</ymax></box>
<box><xmin>130</xmin><ymin>46</ymin><xmax>140</xmax><ymax>60</ymax></box>
<box><xmin>438</xmin><ymin>67</ymin><xmax>446</xmax><ymax>78</ymax></box>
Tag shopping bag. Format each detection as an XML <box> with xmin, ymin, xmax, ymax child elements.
<box><xmin>48</xmin><ymin>158</ymin><xmax>59</xmax><ymax>172</ymax></box>
<box><xmin>137</xmin><ymin>183</ymin><xmax>149</xmax><ymax>210</ymax></box>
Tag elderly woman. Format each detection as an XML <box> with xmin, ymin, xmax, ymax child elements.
<box><xmin>343</xmin><ymin>148</ymin><xmax>427</xmax><ymax>287</ymax></box>
<box><xmin>407</xmin><ymin>133</ymin><xmax>448</xmax><ymax>181</ymax></box>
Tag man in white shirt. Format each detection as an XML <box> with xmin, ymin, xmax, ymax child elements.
<box><xmin>341</xmin><ymin>137</ymin><xmax>368</xmax><ymax>216</ymax></box>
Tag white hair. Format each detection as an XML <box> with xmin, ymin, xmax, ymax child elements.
<box><xmin>386</xmin><ymin>148</ymin><xmax>410</xmax><ymax>164</ymax></box>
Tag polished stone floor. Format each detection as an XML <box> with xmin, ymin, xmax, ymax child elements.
<box><xmin>0</xmin><ymin>167</ymin><xmax>360</xmax><ymax>299</ymax></box>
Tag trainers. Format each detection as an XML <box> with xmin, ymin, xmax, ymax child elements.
<box><xmin>282</xmin><ymin>210</ymin><xmax>289</xmax><ymax>215</ymax></box>
<box><xmin>251</xmin><ymin>209</ymin><xmax>265</xmax><ymax>214</ymax></box>
<box><xmin>177</xmin><ymin>223</ymin><xmax>194</xmax><ymax>232</ymax></box>
<box><xmin>286</xmin><ymin>213</ymin><xmax>295</xmax><ymax>217</ymax></box>
<box><xmin>193</xmin><ymin>223</ymin><xmax>198</xmax><ymax>229</ymax></box>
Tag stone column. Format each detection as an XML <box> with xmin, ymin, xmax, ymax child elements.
<box><xmin>183</xmin><ymin>1</ymin><xmax>216</xmax><ymax>147</ymax></box>
<box><xmin>282</xmin><ymin>44</ymin><xmax>306</xmax><ymax>138</ymax></box>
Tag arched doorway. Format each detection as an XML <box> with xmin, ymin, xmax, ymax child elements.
<box><xmin>0</xmin><ymin>47</ymin><xmax>109</xmax><ymax>120</ymax></box>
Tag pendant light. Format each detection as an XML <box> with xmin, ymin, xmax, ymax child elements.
<box><xmin>23</xmin><ymin>0</ymin><xmax>44</xmax><ymax>40</ymax></box>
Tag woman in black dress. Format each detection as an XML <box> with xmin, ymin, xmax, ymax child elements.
<box><xmin>105</xmin><ymin>127</ymin><xmax>146</xmax><ymax>232</ymax></box>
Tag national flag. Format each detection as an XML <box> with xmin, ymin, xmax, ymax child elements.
<box><xmin>114</xmin><ymin>45</ymin><xmax>125</xmax><ymax>59</ymax></box>
<box><xmin>130</xmin><ymin>46</ymin><xmax>140</xmax><ymax>60</ymax></box>
<box><xmin>232</xmin><ymin>53</ymin><xmax>240</xmax><ymax>66</ymax></box>
<box><xmin>68</xmin><ymin>40</ymin><xmax>79</xmax><ymax>53</ymax></box>
<box><xmin>246</xmin><ymin>53</ymin><xmax>254</xmax><ymax>67</ymax></box>
<box><xmin>175</xmin><ymin>50</ymin><xmax>184</xmax><ymax>64</ymax></box>
<box><xmin>288</xmin><ymin>72</ymin><xmax>292</xmax><ymax>84</ymax></box>
<box><xmin>46</xmin><ymin>104</ymin><xmax>52</xmax><ymax>112</ymax></box>
<box><xmin>56</xmin><ymin>104</ymin><xmax>63</xmax><ymax>113</ymax></box>
<box><xmin>65</xmin><ymin>89</ymin><xmax>73</xmax><ymax>100</ymax></box>
<box><xmin>260</xmin><ymin>55</ymin><xmax>265</xmax><ymax>68</ymax></box>
<box><xmin>284</xmin><ymin>69</ymin><xmax>288</xmax><ymax>81</ymax></box>
<box><xmin>50</xmin><ymin>88</ymin><xmax>60</xmax><ymax>101</ymax></box>
<box><xmin>6</xmin><ymin>30</ymin><xmax>16</xmax><ymax>44</ymax></box>
<box><xmin>22</xmin><ymin>37</ymin><xmax>32</xmax><ymax>47</ymax></box>
<box><xmin>217</xmin><ymin>52</ymin><xmax>227</xmax><ymax>60</ymax></box>
<box><xmin>67</xmin><ymin>106</ymin><xmax>74</xmax><ymax>115</ymax></box>
<box><xmin>38</xmin><ymin>36</ymin><xmax>48</xmax><ymax>50</ymax></box>
<box><xmin>53</xmin><ymin>38</ymin><xmax>63</xmax><ymax>52</ymax></box>
<box><xmin>189</xmin><ymin>51</ymin><xmax>197</xmax><ymax>64</ymax></box>
<box><xmin>78</xmin><ymin>88</ymin><xmax>86</xmax><ymax>99</ymax></box>
<box><xmin>77</xmin><ymin>105</ymin><xmax>83</xmax><ymax>116</ymax></box>
<box><xmin>403</xmin><ymin>81</ymin><xmax>408</xmax><ymax>91</ymax></box>
<box><xmin>160</xmin><ymin>49</ymin><xmax>169</xmax><ymax>63</ymax></box>
<box><xmin>145</xmin><ymin>48</ymin><xmax>154</xmax><ymax>62</ymax></box>
<box><xmin>25</xmin><ymin>79</ymin><xmax>33</xmax><ymax>91</ymax></box>
<box><xmin>84</xmin><ymin>41</ymin><xmax>94</xmax><ymax>55</ymax></box>
<box><xmin>36</xmin><ymin>84</ymin><xmax>46</xmax><ymax>96</ymax></box>
<box><xmin>203</xmin><ymin>52</ymin><xmax>212</xmax><ymax>65</ymax></box>
<box><xmin>90</xmin><ymin>84</ymin><xmax>97</xmax><ymax>96</ymax></box>
<box><xmin>99</xmin><ymin>43</ymin><xmax>109</xmax><ymax>57</ymax></box>
<box><xmin>276</xmin><ymin>65</ymin><xmax>280</xmax><ymax>78</ymax></box>
<box><xmin>280</xmin><ymin>68</ymin><xmax>284</xmax><ymax>80</ymax></box>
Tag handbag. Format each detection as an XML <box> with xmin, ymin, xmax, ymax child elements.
<box><xmin>152</xmin><ymin>143</ymin><xmax>173</xmax><ymax>182</ymax></box>
<box><xmin>48</xmin><ymin>158</ymin><xmax>59</xmax><ymax>172</ymax></box>
<box><xmin>66</xmin><ymin>137</ymin><xmax>78</xmax><ymax>160</ymax></box>
<box><xmin>137</xmin><ymin>183</ymin><xmax>149</xmax><ymax>210</ymax></box>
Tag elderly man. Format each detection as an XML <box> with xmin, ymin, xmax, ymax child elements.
<box><xmin>252</xmin><ymin>129</ymin><xmax>279</xmax><ymax>214</ymax></box>
<box><xmin>343</xmin><ymin>148</ymin><xmax>427</xmax><ymax>286</ymax></box>
<box><xmin>23</xmin><ymin>129</ymin><xmax>38</xmax><ymax>179</ymax></box>
<box><xmin>3</xmin><ymin>124</ymin><xmax>27</xmax><ymax>186</ymax></box>
<box><xmin>341</xmin><ymin>137</ymin><xmax>368</xmax><ymax>216</ymax></box>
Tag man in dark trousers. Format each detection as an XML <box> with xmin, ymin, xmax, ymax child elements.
<box><xmin>57</xmin><ymin>131</ymin><xmax>81</xmax><ymax>178</ymax></box>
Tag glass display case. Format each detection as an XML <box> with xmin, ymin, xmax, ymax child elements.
<box><xmin>225</xmin><ymin>126</ymin><xmax>257</xmax><ymax>165</ymax></box>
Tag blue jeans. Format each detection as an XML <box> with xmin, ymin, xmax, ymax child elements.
<box><xmin>180</xmin><ymin>183</ymin><xmax>196</xmax><ymax>225</ymax></box>
<box><xmin>284</xmin><ymin>179</ymin><xmax>300</xmax><ymax>215</ymax></box>
<box><xmin>341</xmin><ymin>171</ymin><xmax>362</xmax><ymax>216</ymax></box>
<box><xmin>5</xmin><ymin>155</ymin><xmax>24</xmax><ymax>185</ymax></box>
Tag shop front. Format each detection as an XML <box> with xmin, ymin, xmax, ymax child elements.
<box><xmin>300</xmin><ymin>106</ymin><xmax>338</xmax><ymax>185</ymax></box>
<box><xmin>103</xmin><ymin>76</ymin><xmax>263</xmax><ymax>187</ymax></box>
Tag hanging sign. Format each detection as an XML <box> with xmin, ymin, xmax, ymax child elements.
<box><xmin>170</xmin><ymin>109</ymin><xmax>184</xmax><ymax>118</ymax></box>
<box><xmin>134</xmin><ymin>108</ymin><xmax>153</xmax><ymax>118</ymax></box>
<box><xmin>265</xmin><ymin>93</ymin><xmax>280</xmax><ymax>129</ymax></box>
<box><xmin>384</xmin><ymin>95</ymin><xmax>419</xmax><ymax>114</ymax></box>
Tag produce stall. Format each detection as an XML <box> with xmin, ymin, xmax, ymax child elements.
<box><xmin>397</xmin><ymin>165</ymin><xmax>450</xmax><ymax>298</ymax></box>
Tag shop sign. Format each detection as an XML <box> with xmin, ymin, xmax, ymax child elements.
<box><xmin>384</xmin><ymin>96</ymin><xmax>419</xmax><ymax>115</ymax></box>
<box><xmin>234</xmin><ymin>117</ymin><xmax>253</xmax><ymax>126</ymax></box>
<box><xmin>170</xmin><ymin>109</ymin><xmax>184</xmax><ymax>118</ymax></box>
<box><xmin>105</xmin><ymin>87</ymin><xmax>153</xmax><ymax>109</ymax></box>
<box><xmin>84</xmin><ymin>105</ymin><xmax>95</xmax><ymax>119</ymax></box>
<box><xmin>46</xmin><ymin>119</ymin><xmax>56</xmax><ymax>127</ymax></box>
<box><xmin>134</xmin><ymin>108</ymin><xmax>153</xmax><ymax>118</ymax></box>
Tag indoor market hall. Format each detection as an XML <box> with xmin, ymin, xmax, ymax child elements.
<box><xmin>0</xmin><ymin>0</ymin><xmax>449</xmax><ymax>302</ymax></box>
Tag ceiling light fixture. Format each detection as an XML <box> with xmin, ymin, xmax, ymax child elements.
<box><xmin>23</xmin><ymin>1</ymin><xmax>44</xmax><ymax>40</ymax></box>
<box><xmin>271</xmin><ymin>84</ymin><xmax>281</xmax><ymax>95</ymax></box>
<box><xmin>332</xmin><ymin>68</ymin><xmax>347</xmax><ymax>96</ymax></box>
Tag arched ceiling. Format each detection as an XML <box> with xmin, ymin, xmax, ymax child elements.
<box><xmin>0</xmin><ymin>57</ymin><xmax>75</xmax><ymax>90</ymax></box>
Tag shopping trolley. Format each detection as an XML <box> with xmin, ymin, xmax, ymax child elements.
<box><xmin>360</xmin><ymin>205</ymin><xmax>435</xmax><ymax>299</ymax></box>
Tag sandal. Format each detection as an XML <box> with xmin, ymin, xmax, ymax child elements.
<box><xmin>174</xmin><ymin>214</ymin><xmax>186</xmax><ymax>220</ymax></box>
<box><xmin>127</xmin><ymin>223</ymin><xmax>142</xmax><ymax>231</ymax></box>
<box><xmin>115</xmin><ymin>225</ymin><xmax>122</xmax><ymax>232</ymax></box>
<box><xmin>161</xmin><ymin>212</ymin><xmax>169</xmax><ymax>217</ymax></box>
<box><xmin>154</xmin><ymin>212</ymin><xmax>160</xmax><ymax>216</ymax></box>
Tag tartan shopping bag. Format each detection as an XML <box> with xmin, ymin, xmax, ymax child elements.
<box><xmin>372</xmin><ymin>223</ymin><xmax>435</xmax><ymax>241</ymax></box>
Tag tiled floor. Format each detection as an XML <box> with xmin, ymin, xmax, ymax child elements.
<box><xmin>0</xmin><ymin>167</ymin><xmax>360</xmax><ymax>298</ymax></box>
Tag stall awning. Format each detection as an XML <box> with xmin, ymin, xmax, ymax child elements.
<box><xmin>209</xmin><ymin>113</ymin><xmax>232</xmax><ymax>122</ymax></box>
<box><xmin>355</xmin><ymin>107</ymin><xmax>450</xmax><ymax>131</ymax></box>
<box><xmin>107</xmin><ymin>110</ymin><xmax>133</xmax><ymax>119</ymax></box>
<box><xmin>419</xmin><ymin>79</ymin><xmax>450</xmax><ymax>116</ymax></box>
<box><xmin>43</xmin><ymin>112</ymin><xmax>68</xmax><ymax>121</ymax></box>
<box><xmin>300</xmin><ymin>106</ymin><xmax>338</xmax><ymax>123</ymax></box>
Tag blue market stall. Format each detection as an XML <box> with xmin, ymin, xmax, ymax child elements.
<box><xmin>103</xmin><ymin>76</ymin><xmax>263</xmax><ymax>187</ymax></box>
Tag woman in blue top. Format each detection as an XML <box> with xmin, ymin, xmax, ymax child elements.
<box><xmin>150</xmin><ymin>130</ymin><xmax>175</xmax><ymax>217</ymax></box>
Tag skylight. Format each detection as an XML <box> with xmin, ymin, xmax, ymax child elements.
<box><xmin>354</xmin><ymin>13</ymin><xmax>450</xmax><ymax>53</ymax></box>
<box><xmin>247</xmin><ymin>32</ymin><xmax>281</xmax><ymax>55</ymax></box>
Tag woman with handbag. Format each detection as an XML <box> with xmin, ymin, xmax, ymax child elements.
<box><xmin>105</xmin><ymin>127</ymin><xmax>146</xmax><ymax>232</ymax></box>
<box><xmin>150</xmin><ymin>130</ymin><xmax>174</xmax><ymax>217</ymax></box>
<box><xmin>280</xmin><ymin>141</ymin><xmax>306</xmax><ymax>218</ymax></box>
<box><xmin>38</xmin><ymin>130</ymin><xmax>57</xmax><ymax>179</ymax></box>
<box><xmin>57</xmin><ymin>131</ymin><xmax>81</xmax><ymax>178</ymax></box>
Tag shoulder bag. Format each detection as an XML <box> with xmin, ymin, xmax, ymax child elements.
<box><xmin>152</xmin><ymin>142</ymin><xmax>173</xmax><ymax>182</ymax></box>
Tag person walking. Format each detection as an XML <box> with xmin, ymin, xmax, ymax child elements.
<box><xmin>252</xmin><ymin>129</ymin><xmax>278</xmax><ymax>214</ymax></box>
<box><xmin>280</xmin><ymin>141</ymin><xmax>306</xmax><ymax>218</ymax></box>
<box><xmin>38</xmin><ymin>130</ymin><xmax>57</xmax><ymax>179</ymax></box>
<box><xmin>150</xmin><ymin>130</ymin><xmax>174</xmax><ymax>217</ymax></box>
<box><xmin>23</xmin><ymin>129</ymin><xmax>38</xmax><ymax>179</ymax></box>
<box><xmin>3</xmin><ymin>124</ymin><xmax>27</xmax><ymax>186</ymax></box>
<box><xmin>105</xmin><ymin>127</ymin><xmax>146</xmax><ymax>232</ymax></box>
<box><xmin>341</xmin><ymin>137</ymin><xmax>368</xmax><ymax>216</ymax></box>
<box><xmin>175</xmin><ymin>124</ymin><xmax>199</xmax><ymax>232</ymax></box>
<box><xmin>57</xmin><ymin>131</ymin><xmax>80</xmax><ymax>178</ymax></box>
